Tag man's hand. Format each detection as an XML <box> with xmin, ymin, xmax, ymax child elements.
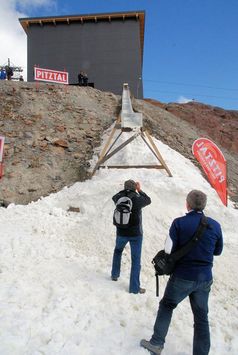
<box><xmin>136</xmin><ymin>181</ymin><xmax>141</xmax><ymax>192</ymax></box>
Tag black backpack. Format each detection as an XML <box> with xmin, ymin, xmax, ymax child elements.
<box><xmin>113</xmin><ymin>195</ymin><xmax>133</xmax><ymax>228</ymax></box>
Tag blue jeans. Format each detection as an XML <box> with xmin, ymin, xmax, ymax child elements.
<box><xmin>151</xmin><ymin>276</ymin><xmax>213</xmax><ymax>355</ymax></box>
<box><xmin>111</xmin><ymin>235</ymin><xmax>142</xmax><ymax>293</ymax></box>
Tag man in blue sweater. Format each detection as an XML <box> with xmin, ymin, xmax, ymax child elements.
<box><xmin>111</xmin><ymin>179</ymin><xmax>151</xmax><ymax>294</ymax></box>
<box><xmin>141</xmin><ymin>190</ymin><xmax>223</xmax><ymax>355</ymax></box>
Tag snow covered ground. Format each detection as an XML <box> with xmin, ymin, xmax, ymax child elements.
<box><xmin>0</xmin><ymin>129</ymin><xmax>237</xmax><ymax>355</ymax></box>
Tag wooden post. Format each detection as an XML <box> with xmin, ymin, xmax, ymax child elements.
<box><xmin>91</xmin><ymin>131</ymin><xmax>139</xmax><ymax>176</ymax></box>
<box><xmin>143</xmin><ymin>130</ymin><xmax>172</xmax><ymax>177</ymax></box>
<box><xmin>98</xmin><ymin>119</ymin><xmax>119</xmax><ymax>161</ymax></box>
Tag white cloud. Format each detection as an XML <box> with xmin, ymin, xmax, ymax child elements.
<box><xmin>0</xmin><ymin>0</ymin><xmax>55</xmax><ymax>80</ymax></box>
<box><xmin>0</xmin><ymin>1</ymin><xmax>26</xmax><ymax>77</ymax></box>
<box><xmin>177</xmin><ymin>95</ymin><xmax>194</xmax><ymax>104</ymax></box>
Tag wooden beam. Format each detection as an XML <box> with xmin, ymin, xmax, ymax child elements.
<box><xmin>140</xmin><ymin>133</ymin><xmax>161</xmax><ymax>161</ymax></box>
<box><xmin>99</xmin><ymin>132</ymin><xmax>140</xmax><ymax>165</ymax></box>
<box><xmin>98</xmin><ymin>123</ymin><xmax>118</xmax><ymax>161</ymax></box>
<box><xmin>105</xmin><ymin>131</ymin><xmax>122</xmax><ymax>156</ymax></box>
<box><xmin>91</xmin><ymin>131</ymin><xmax>139</xmax><ymax>176</ymax></box>
<box><xmin>143</xmin><ymin>130</ymin><xmax>173</xmax><ymax>177</ymax></box>
<box><xmin>100</xmin><ymin>165</ymin><xmax>165</xmax><ymax>169</ymax></box>
<box><xmin>97</xmin><ymin>116</ymin><xmax>121</xmax><ymax>160</ymax></box>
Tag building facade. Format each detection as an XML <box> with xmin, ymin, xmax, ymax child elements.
<box><xmin>19</xmin><ymin>11</ymin><xmax>145</xmax><ymax>98</ymax></box>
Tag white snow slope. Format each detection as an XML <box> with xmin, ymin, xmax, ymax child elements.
<box><xmin>0</xmin><ymin>129</ymin><xmax>237</xmax><ymax>355</ymax></box>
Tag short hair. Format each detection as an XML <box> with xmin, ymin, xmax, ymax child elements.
<box><xmin>124</xmin><ymin>179</ymin><xmax>136</xmax><ymax>191</ymax></box>
<box><xmin>186</xmin><ymin>190</ymin><xmax>207</xmax><ymax>211</ymax></box>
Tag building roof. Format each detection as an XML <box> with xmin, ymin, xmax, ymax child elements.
<box><xmin>19</xmin><ymin>11</ymin><xmax>145</xmax><ymax>60</ymax></box>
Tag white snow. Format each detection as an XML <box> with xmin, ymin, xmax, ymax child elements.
<box><xmin>0</xmin><ymin>129</ymin><xmax>237</xmax><ymax>355</ymax></box>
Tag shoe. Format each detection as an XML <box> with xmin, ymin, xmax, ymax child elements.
<box><xmin>129</xmin><ymin>288</ymin><xmax>146</xmax><ymax>294</ymax></box>
<box><xmin>111</xmin><ymin>276</ymin><xmax>118</xmax><ymax>281</ymax></box>
<box><xmin>140</xmin><ymin>339</ymin><xmax>163</xmax><ymax>354</ymax></box>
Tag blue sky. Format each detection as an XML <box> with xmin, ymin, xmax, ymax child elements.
<box><xmin>7</xmin><ymin>0</ymin><xmax>238</xmax><ymax>109</ymax></box>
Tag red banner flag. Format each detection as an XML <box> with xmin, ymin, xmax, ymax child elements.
<box><xmin>192</xmin><ymin>138</ymin><xmax>227</xmax><ymax>206</ymax></box>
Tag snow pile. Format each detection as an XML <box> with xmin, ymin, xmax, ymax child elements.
<box><xmin>0</xmin><ymin>131</ymin><xmax>237</xmax><ymax>354</ymax></box>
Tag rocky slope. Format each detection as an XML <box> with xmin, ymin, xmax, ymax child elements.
<box><xmin>0</xmin><ymin>81</ymin><xmax>119</xmax><ymax>204</ymax></box>
<box><xmin>0</xmin><ymin>81</ymin><xmax>237</xmax><ymax>205</ymax></box>
<box><xmin>145</xmin><ymin>99</ymin><xmax>238</xmax><ymax>154</ymax></box>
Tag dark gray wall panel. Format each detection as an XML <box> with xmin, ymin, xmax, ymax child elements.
<box><xmin>27</xmin><ymin>19</ymin><xmax>143</xmax><ymax>98</ymax></box>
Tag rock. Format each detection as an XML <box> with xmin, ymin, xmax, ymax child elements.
<box><xmin>0</xmin><ymin>200</ymin><xmax>10</xmax><ymax>208</ymax></box>
<box><xmin>24</xmin><ymin>120</ymin><xmax>33</xmax><ymax>125</ymax></box>
<box><xmin>53</xmin><ymin>139</ymin><xmax>69</xmax><ymax>148</ymax></box>
<box><xmin>56</xmin><ymin>125</ymin><xmax>65</xmax><ymax>132</ymax></box>
<box><xmin>24</xmin><ymin>132</ymin><xmax>33</xmax><ymax>138</ymax></box>
<box><xmin>73</xmin><ymin>153</ymin><xmax>82</xmax><ymax>159</ymax></box>
<box><xmin>67</xmin><ymin>206</ymin><xmax>80</xmax><ymax>213</ymax></box>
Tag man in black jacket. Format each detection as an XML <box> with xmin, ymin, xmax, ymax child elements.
<box><xmin>111</xmin><ymin>179</ymin><xmax>151</xmax><ymax>294</ymax></box>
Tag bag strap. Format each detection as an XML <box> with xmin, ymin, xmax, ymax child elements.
<box><xmin>170</xmin><ymin>215</ymin><xmax>208</xmax><ymax>262</ymax></box>
<box><xmin>156</xmin><ymin>274</ymin><xmax>159</xmax><ymax>297</ymax></box>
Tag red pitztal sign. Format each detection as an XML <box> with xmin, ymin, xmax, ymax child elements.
<box><xmin>34</xmin><ymin>67</ymin><xmax>68</xmax><ymax>84</ymax></box>
<box><xmin>192</xmin><ymin>138</ymin><xmax>227</xmax><ymax>206</ymax></box>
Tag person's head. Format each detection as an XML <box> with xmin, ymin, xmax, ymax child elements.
<box><xmin>124</xmin><ymin>179</ymin><xmax>136</xmax><ymax>191</ymax></box>
<box><xmin>186</xmin><ymin>190</ymin><xmax>207</xmax><ymax>211</ymax></box>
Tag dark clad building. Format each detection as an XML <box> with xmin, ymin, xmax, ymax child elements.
<box><xmin>19</xmin><ymin>11</ymin><xmax>145</xmax><ymax>98</ymax></box>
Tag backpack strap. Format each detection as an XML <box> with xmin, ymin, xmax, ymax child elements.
<box><xmin>171</xmin><ymin>215</ymin><xmax>208</xmax><ymax>262</ymax></box>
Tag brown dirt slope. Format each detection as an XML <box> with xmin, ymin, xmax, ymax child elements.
<box><xmin>145</xmin><ymin>99</ymin><xmax>238</xmax><ymax>154</ymax></box>
<box><xmin>0</xmin><ymin>81</ymin><xmax>119</xmax><ymax>204</ymax></box>
<box><xmin>0</xmin><ymin>81</ymin><xmax>237</xmax><ymax>205</ymax></box>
